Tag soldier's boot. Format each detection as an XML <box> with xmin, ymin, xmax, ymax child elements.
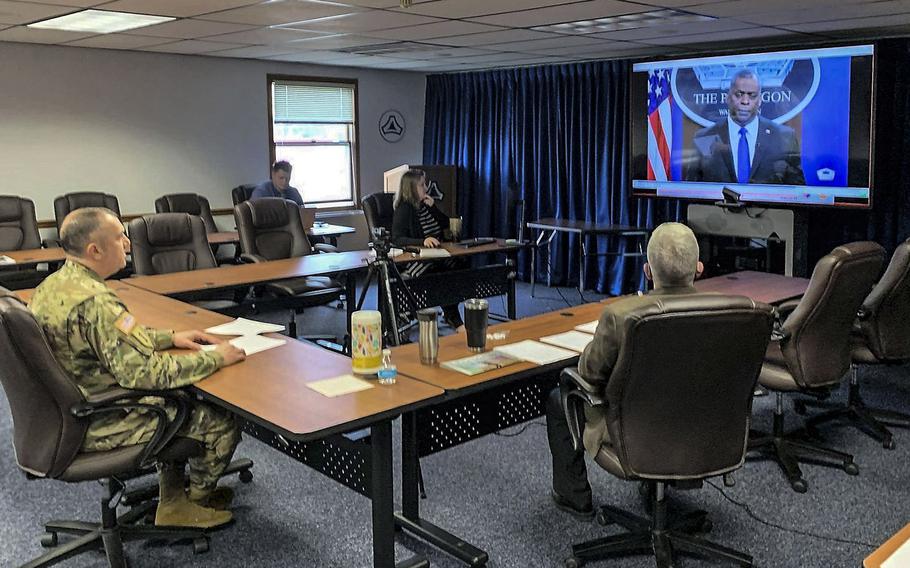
<box><xmin>155</xmin><ymin>464</ymin><xmax>232</xmax><ymax>529</ymax></box>
<box><xmin>190</xmin><ymin>486</ymin><xmax>234</xmax><ymax>511</ymax></box>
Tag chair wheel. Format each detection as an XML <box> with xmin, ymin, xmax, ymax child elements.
<box><xmin>193</xmin><ymin>537</ymin><xmax>210</xmax><ymax>554</ymax></box>
<box><xmin>791</xmin><ymin>479</ymin><xmax>808</xmax><ymax>493</ymax></box>
<box><xmin>565</xmin><ymin>556</ymin><xmax>583</xmax><ymax>568</ymax></box>
<box><xmin>844</xmin><ymin>462</ymin><xmax>859</xmax><ymax>476</ymax></box>
<box><xmin>40</xmin><ymin>532</ymin><xmax>58</xmax><ymax>548</ymax></box>
<box><xmin>595</xmin><ymin>510</ymin><xmax>612</xmax><ymax>527</ymax></box>
<box><xmin>238</xmin><ymin>469</ymin><xmax>253</xmax><ymax>483</ymax></box>
<box><xmin>793</xmin><ymin>400</ymin><xmax>807</xmax><ymax>415</ymax></box>
<box><xmin>884</xmin><ymin>438</ymin><xmax>896</xmax><ymax>450</ymax></box>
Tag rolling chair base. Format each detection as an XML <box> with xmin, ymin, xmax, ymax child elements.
<box><xmin>748</xmin><ymin>401</ymin><xmax>858</xmax><ymax>493</ymax></box>
<box><xmin>566</xmin><ymin>483</ymin><xmax>752</xmax><ymax>568</ymax></box>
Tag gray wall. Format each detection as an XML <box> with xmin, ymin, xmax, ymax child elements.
<box><xmin>0</xmin><ymin>42</ymin><xmax>425</xmax><ymax>222</ymax></box>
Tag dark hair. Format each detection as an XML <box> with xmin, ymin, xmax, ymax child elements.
<box><xmin>272</xmin><ymin>160</ymin><xmax>292</xmax><ymax>174</ymax></box>
<box><xmin>60</xmin><ymin>207</ymin><xmax>115</xmax><ymax>256</ymax></box>
<box><xmin>729</xmin><ymin>68</ymin><xmax>761</xmax><ymax>91</ymax></box>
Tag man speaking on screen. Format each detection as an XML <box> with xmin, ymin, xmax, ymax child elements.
<box><xmin>685</xmin><ymin>68</ymin><xmax>805</xmax><ymax>185</ymax></box>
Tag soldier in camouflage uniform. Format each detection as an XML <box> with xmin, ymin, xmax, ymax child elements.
<box><xmin>30</xmin><ymin>207</ymin><xmax>247</xmax><ymax>529</ymax></box>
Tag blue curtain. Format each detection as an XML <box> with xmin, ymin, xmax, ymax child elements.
<box><xmin>423</xmin><ymin>61</ymin><xmax>679</xmax><ymax>295</ymax></box>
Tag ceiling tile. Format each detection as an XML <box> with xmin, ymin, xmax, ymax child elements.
<box><xmin>0</xmin><ymin>24</ymin><xmax>92</xmax><ymax>42</ymax></box>
<box><xmin>201</xmin><ymin>26</ymin><xmax>329</xmax><ymax>44</ymax></box>
<box><xmin>197</xmin><ymin>0</ymin><xmax>361</xmax><ymax>26</ymax></box>
<box><xmin>0</xmin><ymin>1</ymin><xmax>77</xmax><ymax>25</ymax></box>
<box><xmin>489</xmin><ymin>35</ymin><xmax>611</xmax><ymax>52</ymax></box>
<box><xmin>589</xmin><ymin>18</ymin><xmax>753</xmax><ymax>41</ymax></box>
<box><xmin>123</xmin><ymin>18</ymin><xmax>257</xmax><ymax>39</ymax></box>
<box><xmin>277</xmin><ymin>10</ymin><xmax>441</xmax><ymax>33</ymax></box>
<box><xmin>205</xmin><ymin>44</ymin><xmax>299</xmax><ymax>57</ymax></box>
<box><xmin>64</xmin><ymin>32</ymin><xmax>174</xmax><ymax>48</ymax></box>
<box><xmin>689</xmin><ymin>0</ymin><xmax>848</xmax><ymax>19</ymax></box>
<box><xmin>781</xmin><ymin>12</ymin><xmax>910</xmax><ymax>33</ymax></box>
<box><xmin>737</xmin><ymin>0</ymin><xmax>910</xmax><ymax>26</ymax></box>
<box><xmin>286</xmin><ymin>32</ymin><xmax>389</xmax><ymax>49</ymax></box>
<box><xmin>512</xmin><ymin>39</ymin><xmax>632</xmax><ymax>56</ymax></box>
<box><xmin>433</xmin><ymin>28</ymin><xmax>563</xmax><ymax>47</ymax></box>
<box><xmin>26</xmin><ymin>0</ymin><xmax>105</xmax><ymax>6</ymax></box>
<box><xmin>265</xmin><ymin>49</ymin><xmax>351</xmax><ymax>61</ymax></box>
<box><xmin>391</xmin><ymin>0</ymin><xmax>579</xmax><ymax>19</ymax></box>
<box><xmin>361</xmin><ymin>20</ymin><xmax>504</xmax><ymax>41</ymax></box>
<box><xmin>329</xmin><ymin>0</ymin><xmax>405</xmax><ymax>7</ymax></box>
<box><xmin>141</xmin><ymin>38</ymin><xmax>250</xmax><ymax>53</ymax></box>
<box><xmin>97</xmin><ymin>0</ymin><xmax>263</xmax><ymax>17</ymax></box>
<box><xmin>640</xmin><ymin>26</ymin><xmax>795</xmax><ymax>45</ymax></box>
<box><xmin>467</xmin><ymin>0</ymin><xmax>649</xmax><ymax>27</ymax></box>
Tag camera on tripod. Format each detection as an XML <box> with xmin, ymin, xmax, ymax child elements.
<box><xmin>370</xmin><ymin>227</ymin><xmax>394</xmax><ymax>259</ymax></box>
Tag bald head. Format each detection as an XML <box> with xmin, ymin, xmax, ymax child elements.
<box><xmin>646</xmin><ymin>222</ymin><xmax>701</xmax><ymax>288</ymax></box>
<box><xmin>60</xmin><ymin>207</ymin><xmax>128</xmax><ymax>278</ymax></box>
<box><xmin>60</xmin><ymin>207</ymin><xmax>117</xmax><ymax>256</ymax></box>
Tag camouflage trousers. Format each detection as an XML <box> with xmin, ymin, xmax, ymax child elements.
<box><xmin>83</xmin><ymin>396</ymin><xmax>240</xmax><ymax>498</ymax></box>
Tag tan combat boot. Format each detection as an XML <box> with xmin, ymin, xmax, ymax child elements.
<box><xmin>154</xmin><ymin>464</ymin><xmax>232</xmax><ymax>529</ymax></box>
<box><xmin>190</xmin><ymin>486</ymin><xmax>234</xmax><ymax>511</ymax></box>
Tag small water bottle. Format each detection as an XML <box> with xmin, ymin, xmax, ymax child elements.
<box><xmin>377</xmin><ymin>349</ymin><xmax>397</xmax><ymax>385</ymax></box>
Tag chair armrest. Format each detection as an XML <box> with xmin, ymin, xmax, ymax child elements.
<box><xmin>313</xmin><ymin>243</ymin><xmax>338</xmax><ymax>254</ymax></box>
<box><xmin>776</xmin><ymin>298</ymin><xmax>800</xmax><ymax>320</ymax></box>
<box><xmin>72</xmin><ymin>387</ymin><xmax>194</xmax><ymax>468</ymax></box>
<box><xmin>239</xmin><ymin>253</ymin><xmax>267</xmax><ymax>264</ymax></box>
<box><xmin>559</xmin><ymin>368</ymin><xmax>606</xmax><ymax>453</ymax></box>
<box><xmin>770</xmin><ymin>306</ymin><xmax>792</xmax><ymax>342</ymax></box>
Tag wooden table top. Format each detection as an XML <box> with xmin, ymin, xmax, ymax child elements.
<box><xmin>392</xmin><ymin>239</ymin><xmax>522</xmax><ymax>263</ymax></box>
<box><xmin>527</xmin><ymin>218</ymin><xmax>649</xmax><ymax>235</ymax></box>
<box><xmin>694</xmin><ymin>271</ymin><xmax>810</xmax><ymax>305</ymax></box>
<box><xmin>127</xmin><ymin>250</ymin><xmax>371</xmax><ymax>295</ymax></box>
<box><xmin>1</xmin><ymin>233</ymin><xmax>240</xmax><ymax>268</ymax></box>
<box><xmin>865</xmin><ymin>522</ymin><xmax>910</xmax><ymax>567</ymax></box>
<box><xmin>392</xmin><ymin>302</ymin><xmax>610</xmax><ymax>391</ymax></box>
<box><xmin>110</xmin><ymin>282</ymin><xmax>443</xmax><ymax>440</ymax></box>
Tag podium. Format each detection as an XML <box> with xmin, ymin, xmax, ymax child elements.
<box><xmin>383</xmin><ymin>164</ymin><xmax>458</xmax><ymax>219</ymax></box>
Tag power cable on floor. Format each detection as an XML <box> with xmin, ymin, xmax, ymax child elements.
<box><xmin>493</xmin><ymin>421</ymin><xmax>547</xmax><ymax>437</ymax></box>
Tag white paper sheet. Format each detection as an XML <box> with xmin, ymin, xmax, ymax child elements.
<box><xmin>883</xmin><ymin>537</ymin><xmax>910</xmax><ymax>568</ymax></box>
<box><xmin>201</xmin><ymin>335</ymin><xmax>286</xmax><ymax>356</ymax></box>
<box><xmin>574</xmin><ymin>320</ymin><xmax>599</xmax><ymax>334</ymax></box>
<box><xmin>0</xmin><ymin>255</ymin><xmax>15</xmax><ymax>266</ymax></box>
<box><xmin>493</xmin><ymin>340</ymin><xmax>577</xmax><ymax>366</ymax></box>
<box><xmin>306</xmin><ymin>374</ymin><xmax>375</xmax><ymax>397</ymax></box>
<box><xmin>418</xmin><ymin>248</ymin><xmax>451</xmax><ymax>258</ymax></box>
<box><xmin>539</xmin><ymin>331</ymin><xmax>594</xmax><ymax>353</ymax></box>
<box><xmin>204</xmin><ymin>317</ymin><xmax>285</xmax><ymax>336</ymax></box>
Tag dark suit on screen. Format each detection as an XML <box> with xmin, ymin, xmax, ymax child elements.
<box><xmin>684</xmin><ymin>116</ymin><xmax>805</xmax><ymax>185</ymax></box>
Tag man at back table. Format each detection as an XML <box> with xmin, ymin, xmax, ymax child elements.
<box><xmin>545</xmin><ymin>222</ymin><xmax>704</xmax><ymax>519</ymax></box>
<box><xmin>30</xmin><ymin>208</ymin><xmax>247</xmax><ymax>529</ymax></box>
<box><xmin>684</xmin><ymin>68</ymin><xmax>805</xmax><ymax>186</ymax></box>
<box><xmin>251</xmin><ymin>160</ymin><xmax>304</xmax><ymax>205</ymax></box>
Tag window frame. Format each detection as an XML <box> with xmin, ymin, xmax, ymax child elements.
<box><xmin>267</xmin><ymin>74</ymin><xmax>361</xmax><ymax>210</ymax></box>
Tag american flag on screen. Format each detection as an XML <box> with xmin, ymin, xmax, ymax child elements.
<box><xmin>647</xmin><ymin>68</ymin><xmax>682</xmax><ymax>181</ymax></box>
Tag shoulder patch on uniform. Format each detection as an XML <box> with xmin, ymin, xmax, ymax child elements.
<box><xmin>114</xmin><ymin>312</ymin><xmax>138</xmax><ymax>335</ymax></box>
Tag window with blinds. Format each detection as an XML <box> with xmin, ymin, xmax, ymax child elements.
<box><xmin>269</xmin><ymin>77</ymin><xmax>359</xmax><ymax>208</ymax></box>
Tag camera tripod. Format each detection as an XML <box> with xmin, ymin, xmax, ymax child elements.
<box><xmin>355</xmin><ymin>245</ymin><xmax>422</xmax><ymax>347</ymax></box>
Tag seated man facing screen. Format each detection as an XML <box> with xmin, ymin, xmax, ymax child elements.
<box><xmin>391</xmin><ymin>168</ymin><xmax>465</xmax><ymax>331</ymax></box>
<box><xmin>251</xmin><ymin>160</ymin><xmax>304</xmax><ymax>206</ymax></box>
<box><xmin>29</xmin><ymin>208</ymin><xmax>247</xmax><ymax>529</ymax></box>
<box><xmin>545</xmin><ymin>222</ymin><xmax>704</xmax><ymax>519</ymax></box>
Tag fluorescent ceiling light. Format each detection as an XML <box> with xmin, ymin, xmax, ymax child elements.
<box><xmin>28</xmin><ymin>10</ymin><xmax>174</xmax><ymax>34</ymax></box>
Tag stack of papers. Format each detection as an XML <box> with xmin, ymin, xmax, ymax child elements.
<box><xmin>0</xmin><ymin>255</ymin><xmax>15</xmax><ymax>266</ymax></box>
<box><xmin>441</xmin><ymin>351</ymin><xmax>521</xmax><ymax>376</ymax></box>
<box><xmin>202</xmin><ymin>317</ymin><xmax>287</xmax><ymax>357</ymax></box>
<box><xmin>419</xmin><ymin>248</ymin><xmax>451</xmax><ymax>258</ymax></box>
<box><xmin>574</xmin><ymin>321</ymin><xmax>599</xmax><ymax>334</ymax></box>
<box><xmin>205</xmin><ymin>318</ymin><xmax>284</xmax><ymax>336</ymax></box>
<box><xmin>493</xmin><ymin>340</ymin><xmax>577</xmax><ymax>365</ymax></box>
<box><xmin>306</xmin><ymin>374</ymin><xmax>375</xmax><ymax>398</ymax></box>
<box><xmin>539</xmin><ymin>331</ymin><xmax>594</xmax><ymax>353</ymax></box>
<box><xmin>201</xmin><ymin>335</ymin><xmax>286</xmax><ymax>357</ymax></box>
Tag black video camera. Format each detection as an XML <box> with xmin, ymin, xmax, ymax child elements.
<box><xmin>370</xmin><ymin>227</ymin><xmax>393</xmax><ymax>259</ymax></box>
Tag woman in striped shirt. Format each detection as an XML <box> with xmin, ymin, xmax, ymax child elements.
<box><xmin>391</xmin><ymin>169</ymin><xmax>464</xmax><ymax>331</ymax></box>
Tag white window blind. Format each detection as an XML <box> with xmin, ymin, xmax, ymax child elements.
<box><xmin>272</xmin><ymin>83</ymin><xmax>354</xmax><ymax>123</ymax></box>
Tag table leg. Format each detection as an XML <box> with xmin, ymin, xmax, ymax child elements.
<box><xmin>396</xmin><ymin>413</ymin><xmax>489</xmax><ymax>567</ymax></box>
<box><xmin>372</xmin><ymin>420</ymin><xmax>429</xmax><ymax>568</ymax></box>
<box><xmin>579</xmin><ymin>234</ymin><xmax>588</xmax><ymax>295</ymax></box>
<box><xmin>344</xmin><ymin>274</ymin><xmax>356</xmax><ymax>355</ymax></box>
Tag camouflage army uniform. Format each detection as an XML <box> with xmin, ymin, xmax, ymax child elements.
<box><xmin>30</xmin><ymin>260</ymin><xmax>239</xmax><ymax>499</ymax></box>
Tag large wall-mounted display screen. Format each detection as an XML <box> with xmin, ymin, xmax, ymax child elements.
<box><xmin>631</xmin><ymin>45</ymin><xmax>874</xmax><ymax>208</ymax></box>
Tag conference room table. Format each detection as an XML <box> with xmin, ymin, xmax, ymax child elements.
<box><xmin>693</xmin><ymin>270</ymin><xmax>810</xmax><ymax>305</ymax></box>
<box><xmin>16</xmin><ymin>281</ymin><xmax>443</xmax><ymax>568</ymax></box>
<box><xmin>389</xmin><ymin>301</ymin><xmax>612</xmax><ymax>566</ymax></box>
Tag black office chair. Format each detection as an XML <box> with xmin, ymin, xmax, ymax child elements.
<box><xmin>748</xmin><ymin>241</ymin><xmax>885</xmax><ymax>492</ymax></box>
<box><xmin>154</xmin><ymin>193</ymin><xmax>218</xmax><ymax>234</ymax></box>
<box><xmin>361</xmin><ymin>193</ymin><xmax>394</xmax><ymax>239</ymax></box>
<box><xmin>560</xmin><ymin>294</ymin><xmax>773</xmax><ymax>568</ymax></box>
<box><xmin>0</xmin><ymin>195</ymin><xmax>48</xmax><ymax>289</ymax></box>
<box><xmin>128</xmin><ymin>213</ymin><xmax>245</xmax><ymax>315</ymax></box>
<box><xmin>795</xmin><ymin>239</ymin><xmax>910</xmax><ymax>449</ymax></box>
<box><xmin>231</xmin><ymin>184</ymin><xmax>257</xmax><ymax>207</ymax></box>
<box><xmin>234</xmin><ymin>198</ymin><xmax>343</xmax><ymax>339</ymax></box>
<box><xmin>0</xmin><ymin>287</ymin><xmax>252</xmax><ymax>568</ymax></box>
<box><xmin>53</xmin><ymin>192</ymin><xmax>121</xmax><ymax>233</ymax></box>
